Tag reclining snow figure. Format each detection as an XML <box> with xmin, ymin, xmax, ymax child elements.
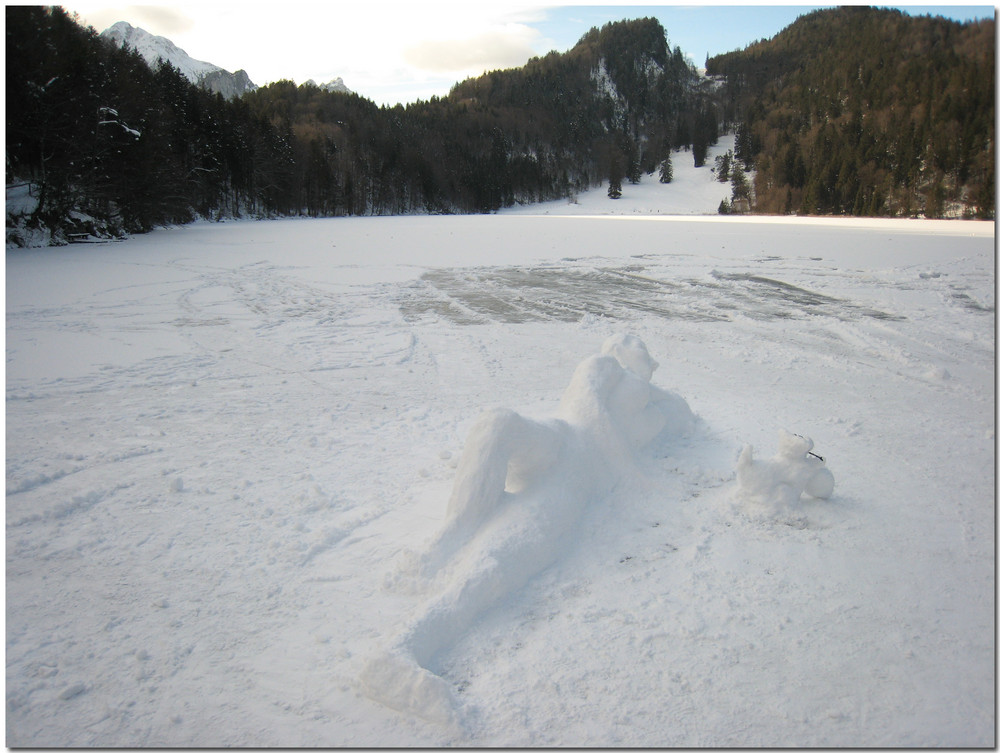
<box><xmin>359</xmin><ymin>334</ymin><xmax>695</xmax><ymax>725</ymax></box>
<box><xmin>736</xmin><ymin>429</ymin><xmax>834</xmax><ymax>511</ymax></box>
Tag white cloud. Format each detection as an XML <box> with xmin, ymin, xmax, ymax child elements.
<box><xmin>403</xmin><ymin>24</ymin><xmax>543</xmax><ymax>75</ymax></box>
<box><xmin>61</xmin><ymin>3</ymin><xmax>193</xmax><ymax>36</ymax></box>
<box><xmin>126</xmin><ymin>5</ymin><xmax>195</xmax><ymax>35</ymax></box>
<box><xmin>60</xmin><ymin>1</ymin><xmax>555</xmax><ymax>104</ymax></box>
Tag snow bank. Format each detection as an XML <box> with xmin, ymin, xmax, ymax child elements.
<box><xmin>361</xmin><ymin>334</ymin><xmax>695</xmax><ymax>723</ymax></box>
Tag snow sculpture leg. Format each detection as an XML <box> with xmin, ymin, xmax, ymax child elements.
<box><xmin>358</xmin><ymin>649</ymin><xmax>459</xmax><ymax>726</ymax></box>
<box><xmin>736</xmin><ymin>429</ymin><xmax>834</xmax><ymax>511</ymax></box>
<box><xmin>360</xmin><ymin>334</ymin><xmax>695</xmax><ymax>724</ymax></box>
<box><xmin>417</xmin><ymin>408</ymin><xmax>566</xmax><ymax>578</ymax></box>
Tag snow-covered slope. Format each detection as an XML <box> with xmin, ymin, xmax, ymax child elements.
<box><xmin>101</xmin><ymin>21</ymin><xmax>216</xmax><ymax>81</ymax></box>
<box><xmin>503</xmin><ymin>133</ymin><xmax>741</xmax><ymax>216</ymax></box>
<box><xmin>6</xmin><ymin>211</ymin><xmax>993</xmax><ymax>747</ymax></box>
<box><xmin>100</xmin><ymin>21</ymin><xmax>257</xmax><ymax>99</ymax></box>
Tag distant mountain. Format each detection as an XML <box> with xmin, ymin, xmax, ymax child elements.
<box><xmin>100</xmin><ymin>21</ymin><xmax>257</xmax><ymax>99</ymax></box>
<box><xmin>304</xmin><ymin>77</ymin><xmax>352</xmax><ymax>94</ymax></box>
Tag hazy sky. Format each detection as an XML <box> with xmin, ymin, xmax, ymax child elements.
<box><xmin>59</xmin><ymin>2</ymin><xmax>995</xmax><ymax>106</ymax></box>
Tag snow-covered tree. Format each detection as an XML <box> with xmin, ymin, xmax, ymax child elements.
<box><xmin>658</xmin><ymin>154</ymin><xmax>673</xmax><ymax>184</ymax></box>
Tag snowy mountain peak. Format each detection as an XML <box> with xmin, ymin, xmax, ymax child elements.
<box><xmin>100</xmin><ymin>21</ymin><xmax>256</xmax><ymax>99</ymax></box>
<box><xmin>304</xmin><ymin>77</ymin><xmax>353</xmax><ymax>95</ymax></box>
<box><xmin>101</xmin><ymin>21</ymin><xmax>215</xmax><ymax>80</ymax></box>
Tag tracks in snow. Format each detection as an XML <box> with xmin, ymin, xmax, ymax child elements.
<box><xmin>399</xmin><ymin>261</ymin><xmax>902</xmax><ymax>326</ymax></box>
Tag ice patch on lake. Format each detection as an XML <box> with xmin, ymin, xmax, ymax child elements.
<box><xmin>360</xmin><ymin>334</ymin><xmax>695</xmax><ymax>722</ymax></box>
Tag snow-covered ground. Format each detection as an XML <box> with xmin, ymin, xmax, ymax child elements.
<box><xmin>6</xmin><ymin>145</ymin><xmax>995</xmax><ymax>747</ymax></box>
<box><xmin>506</xmin><ymin>133</ymin><xmax>739</xmax><ymax>216</ymax></box>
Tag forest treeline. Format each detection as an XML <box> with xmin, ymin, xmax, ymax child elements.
<box><xmin>6</xmin><ymin>7</ymin><xmax>717</xmax><ymax>243</ymax></box>
<box><xmin>5</xmin><ymin>6</ymin><xmax>994</xmax><ymax>245</ymax></box>
<box><xmin>7</xmin><ymin>6</ymin><xmax>293</xmax><ymax>237</ymax></box>
<box><xmin>708</xmin><ymin>6</ymin><xmax>995</xmax><ymax>218</ymax></box>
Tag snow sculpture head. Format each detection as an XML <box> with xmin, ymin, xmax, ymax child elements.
<box><xmin>776</xmin><ymin>429</ymin><xmax>814</xmax><ymax>460</ymax></box>
<box><xmin>601</xmin><ymin>333</ymin><xmax>659</xmax><ymax>382</ymax></box>
<box><xmin>736</xmin><ymin>429</ymin><xmax>835</xmax><ymax>511</ymax></box>
<box><xmin>555</xmin><ymin>335</ymin><xmax>693</xmax><ymax>451</ymax></box>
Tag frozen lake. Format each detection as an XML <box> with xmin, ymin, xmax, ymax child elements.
<box><xmin>6</xmin><ymin>213</ymin><xmax>995</xmax><ymax>746</ymax></box>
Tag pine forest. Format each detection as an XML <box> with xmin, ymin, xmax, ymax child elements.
<box><xmin>5</xmin><ymin>5</ymin><xmax>995</xmax><ymax>245</ymax></box>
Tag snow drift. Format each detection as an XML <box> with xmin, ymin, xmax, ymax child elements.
<box><xmin>361</xmin><ymin>334</ymin><xmax>695</xmax><ymax>723</ymax></box>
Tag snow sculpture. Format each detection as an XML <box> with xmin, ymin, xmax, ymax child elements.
<box><xmin>735</xmin><ymin>429</ymin><xmax>835</xmax><ymax>510</ymax></box>
<box><xmin>359</xmin><ymin>334</ymin><xmax>695</xmax><ymax>724</ymax></box>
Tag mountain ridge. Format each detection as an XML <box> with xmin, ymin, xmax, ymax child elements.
<box><xmin>304</xmin><ymin>77</ymin><xmax>352</xmax><ymax>94</ymax></box>
<box><xmin>100</xmin><ymin>21</ymin><xmax>258</xmax><ymax>100</ymax></box>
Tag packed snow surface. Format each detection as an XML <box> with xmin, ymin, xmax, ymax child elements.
<box><xmin>6</xmin><ymin>182</ymin><xmax>995</xmax><ymax>745</ymax></box>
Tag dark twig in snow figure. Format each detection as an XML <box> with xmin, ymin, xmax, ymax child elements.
<box><xmin>360</xmin><ymin>334</ymin><xmax>696</xmax><ymax>725</ymax></box>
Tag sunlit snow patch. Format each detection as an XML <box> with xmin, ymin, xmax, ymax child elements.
<box><xmin>359</xmin><ymin>334</ymin><xmax>695</xmax><ymax>724</ymax></box>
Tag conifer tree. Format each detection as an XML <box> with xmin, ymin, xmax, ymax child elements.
<box><xmin>608</xmin><ymin>155</ymin><xmax>624</xmax><ymax>199</ymax></box>
<box><xmin>658</xmin><ymin>153</ymin><xmax>673</xmax><ymax>184</ymax></box>
<box><xmin>692</xmin><ymin>130</ymin><xmax>709</xmax><ymax>168</ymax></box>
<box><xmin>714</xmin><ymin>150</ymin><xmax>732</xmax><ymax>182</ymax></box>
<box><xmin>731</xmin><ymin>161</ymin><xmax>751</xmax><ymax>203</ymax></box>
<box><xmin>627</xmin><ymin>157</ymin><xmax>642</xmax><ymax>185</ymax></box>
<box><xmin>734</xmin><ymin>121</ymin><xmax>755</xmax><ymax>169</ymax></box>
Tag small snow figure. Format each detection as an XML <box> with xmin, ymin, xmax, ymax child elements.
<box><xmin>736</xmin><ymin>429</ymin><xmax>834</xmax><ymax>510</ymax></box>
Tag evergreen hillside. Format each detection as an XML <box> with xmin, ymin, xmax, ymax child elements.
<box><xmin>5</xmin><ymin>6</ymin><xmax>994</xmax><ymax>245</ymax></box>
<box><xmin>5</xmin><ymin>9</ymin><xmax>719</xmax><ymax>243</ymax></box>
<box><xmin>6</xmin><ymin>7</ymin><xmax>293</xmax><ymax>239</ymax></box>
<box><xmin>230</xmin><ymin>17</ymin><xmax>717</xmax><ymax>215</ymax></box>
<box><xmin>707</xmin><ymin>6</ymin><xmax>995</xmax><ymax>218</ymax></box>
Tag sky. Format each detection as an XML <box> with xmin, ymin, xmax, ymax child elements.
<box><xmin>57</xmin><ymin>2</ymin><xmax>996</xmax><ymax>106</ymax></box>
